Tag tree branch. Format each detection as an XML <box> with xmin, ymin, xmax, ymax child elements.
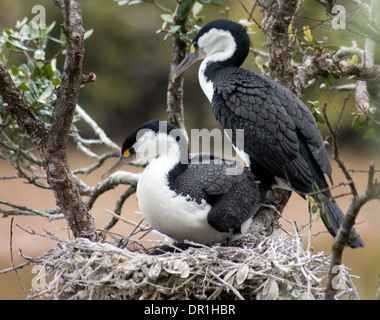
<box><xmin>166</xmin><ymin>4</ymin><xmax>188</xmax><ymax>139</ymax></box>
<box><xmin>262</xmin><ymin>0</ymin><xmax>303</xmax><ymax>96</ymax></box>
<box><xmin>325</xmin><ymin>162</ymin><xmax>380</xmax><ymax>299</ymax></box>
<box><xmin>0</xmin><ymin>0</ymin><xmax>98</xmax><ymax>241</ymax></box>
<box><xmin>0</xmin><ymin>64</ymin><xmax>49</xmax><ymax>149</ymax></box>
<box><xmin>295</xmin><ymin>51</ymin><xmax>380</xmax><ymax>92</ymax></box>
<box><xmin>322</xmin><ymin>97</ymin><xmax>380</xmax><ymax>299</ymax></box>
<box><xmin>322</xmin><ymin>99</ymin><xmax>358</xmax><ymax>196</ymax></box>
<box><xmin>41</xmin><ymin>0</ymin><xmax>98</xmax><ymax>240</ymax></box>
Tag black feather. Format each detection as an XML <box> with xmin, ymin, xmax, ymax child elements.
<box><xmin>169</xmin><ymin>155</ymin><xmax>260</xmax><ymax>234</ymax></box>
<box><xmin>192</xmin><ymin>19</ymin><xmax>364</xmax><ymax>247</ymax></box>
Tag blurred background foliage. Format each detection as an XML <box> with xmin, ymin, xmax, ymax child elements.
<box><xmin>0</xmin><ymin>0</ymin><xmax>379</xmax><ymax>148</ymax></box>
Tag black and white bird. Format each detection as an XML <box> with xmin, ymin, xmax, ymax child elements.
<box><xmin>102</xmin><ymin>119</ymin><xmax>260</xmax><ymax>246</ymax></box>
<box><xmin>171</xmin><ymin>19</ymin><xmax>364</xmax><ymax>248</ymax></box>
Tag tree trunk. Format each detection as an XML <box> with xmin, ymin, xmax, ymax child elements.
<box><xmin>0</xmin><ymin>0</ymin><xmax>98</xmax><ymax>241</ymax></box>
<box><xmin>249</xmin><ymin>0</ymin><xmax>302</xmax><ymax>237</ymax></box>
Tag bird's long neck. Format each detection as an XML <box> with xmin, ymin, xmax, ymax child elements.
<box><xmin>199</xmin><ymin>60</ymin><xmax>217</xmax><ymax>102</ymax></box>
<box><xmin>198</xmin><ymin>39</ymin><xmax>248</xmax><ymax>102</ymax></box>
<box><xmin>146</xmin><ymin>135</ymin><xmax>190</xmax><ymax>181</ymax></box>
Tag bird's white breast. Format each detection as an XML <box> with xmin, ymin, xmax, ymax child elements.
<box><xmin>136</xmin><ymin>156</ymin><xmax>232</xmax><ymax>245</ymax></box>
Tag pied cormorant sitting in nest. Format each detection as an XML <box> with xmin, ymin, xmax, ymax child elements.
<box><xmin>102</xmin><ymin>119</ymin><xmax>261</xmax><ymax>246</ymax></box>
<box><xmin>171</xmin><ymin>19</ymin><xmax>363</xmax><ymax>248</ymax></box>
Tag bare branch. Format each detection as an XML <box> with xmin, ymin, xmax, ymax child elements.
<box><xmin>166</xmin><ymin>4</ymin><xmax>188</xmax><ymax>139</ymax></box>
<box><xmin>86</xmin><ymin>172</ymin><xmax>139</xmax><ymax>209</ymax></box>
<box><xmin>322</xmin><ymin>95</ymin><xmax>380</xmax><ymax>299</ymax></box>
<box><xmin>103</xmin><ymin>185</ymin><xmax>137</xmax><ymax>230</ymax></box>
<box><xmin>9</xmin><ymin>218</ymin><xmax>30</xmax><ymax>298</ymax></box>
<box><xmin>75</xmin><ymin>104</ymin><xmax>119</xmax><ymax>152</ymax></box>
<box><xmin>0</xmin><ymin>199</ymin><xmax>63</xmax><ymax>219</ymax></box>
<box><xmin>325</xmin><ymin>162</ymin><xmax>380</xmax><ymax>299</ymax></box>
<box><xmin>322</xmin><ymin>98</ymin><xmax>358</xmax><ymax>196</ymax></box>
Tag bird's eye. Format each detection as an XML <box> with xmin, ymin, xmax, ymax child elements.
<box><xmin>190</xmin><ymin>42</ymin><xmax>198</xmax><ymax>53</ymax></box>
<box><xmin>123</xmin><ymin>147</ymin><xmax>135</xmax><ymax>158</ymax></box>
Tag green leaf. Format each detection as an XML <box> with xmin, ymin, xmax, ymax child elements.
<box><xmin>23</xmin><ymin>91</ymin><xmax>34</xmax><ymax>105</ymax></box>
<box><xmin>84</xmin><ymin>29</ymin><xmax>94</xmax><ymax>40</ymax></box>
<box><xmin>352</xmin><ymin>115</ymin><xmax>361</xmax><ymax>131</ymax></box>
<box><xmin>18</xmin><ymin>83</ymin><xmax>29</xmax><ymax>92</ymax></box>
<box><xmin>44</xmin><ymin>63</ymin><xmax>54</xmax><ymax>77</ymax></box>
<box><xmin>317</xmin><ymin>194</ymin><xmax>327</xmax><ymax>203</ymax></box>
<box><xmin>33</xmin><ymin>48</ymin><xmax>45</xmax><ymax>60</ymax></box>
<box><xmin>35</xmin><ymin>60</ymin><xmax>44</xmax><ymax>70</ymax></box>
<box><xmin>59</xmin><ymin>29</ymin><xmax>66</xmax><ymax>46</ymax></box>
<box><xmin>312</xmin><ymin>109</ymin><xmax>325</xmax><ymax>124</ymax></box>
<box><xmin>326</xmin><ymin>73</ymin><xmax>334</xmax><ymax>85</ymax></box>
<box><xmin>10</xmin><ymin>66</ymin><xmax>20</xmax><ymax>76</ymax></box>
<box><xmin>53</xmin><ymin>77</ymin><xmax>61</xmax><ymax>86</ymax></box>
<box><xmin>210</xmin><ymin>0</ymin><xmax>222</xmax><ymax>4</ymax></box>
<box><xmin>312</xmin><ymin>209</ymin><xmax>320</xmax><ymax>221</ymax></box>
<box><xmin>16</xmin><ymin>17</ymin><xmax>28</xmax><ymax>30</ymax></box>
<box><xmin>178</xmin><ymin>0</ymin><xmax>195</xmax><ymax>20</ymax></box>
<box><xmin>192</xmin><ymin>2</ymin><xmax>203</xmax><ymax>15</ymax></box>
<box><xmin>196</xmin><ymin>0</ymin><xmax>211</xmax><ymax>4</ymax></box>
<box><xmin>305</xmin><ymin>195</ymin><xmax>315</xmax><ymax>204</ymax></box>
<box><xmin>7</xmin><ymin>38</ymin><xmax>32</xmax><ymax>51</ymax></box>
<box><xmin>38</xmin><ymin>82</ymin><xmax>54</xmax><ymax>104</ymax></box>
<box><xmin>363</xmin><ymin>128</ymin><xmax>375</xmax><ymax>139</ymax></box>
<box><xmin>44</xmin><ymin>21</ymin><xmax>56</xmax><ymax>34</ymax></box>
<box><xmin>325</xmin><ymin>45</ymin><xmax>339</xmax><ymax>51</ymax></box>
<box><xmin>311</xmin><ymin>181</ymin><xmax>319</xmax><ymax>193</ymax></box>
<box><xmin>261</xmin><ymin>0</ymin><xmax>277</xmax><ymax>11</ymax></box>
<box><xmin>161</xmin><ymin>14</ymin><xmax>173</xmax><ymax>24</ymax></box>
<box><xmin>169</xmin><ymin>25</ymin><xmax>181</xmax><ymax>34</ymax></box>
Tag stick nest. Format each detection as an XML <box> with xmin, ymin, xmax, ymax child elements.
<box><xmin>26</xmin><ymin>229</ymin><xmax>359</xmax><ymax>300</ymax></box>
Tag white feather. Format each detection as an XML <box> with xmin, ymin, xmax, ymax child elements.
<box><xmin>135</xmin><ymin>132</ymin><xmax>234</xmax><ymax>244</ymax></box>
<box><xmin>197</xmin><ymin>29</ymin><xmax>237</xmax><ymax>102</ymax></box>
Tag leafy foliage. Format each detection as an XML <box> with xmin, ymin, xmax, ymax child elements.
<box><xmin>0</xmin><ymin>18</ymin><xmax>96</xmax><ymax>172</ymax></box>
<box><xmin>0</xmin><ymin>19</ymin><xmax>62</xmax><ymax>127</ymax></box>
<box><xmin>0</xmin><ymin>18</ymin><xmax>95</xmax><ymax>136</ymax></box>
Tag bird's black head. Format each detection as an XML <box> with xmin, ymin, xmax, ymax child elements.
<box><xmin>171</xmin><ymin>19</ymin><xmax>250</xmax><ymax>81</ymax></box>
<box><xmin>190</xmin><ymin>19</ymin><xmax>250</xmax><ymax>62</ymax></box>
<box><xmin>120</xmin><ymin>119</ymin><xmax>185</xmax><ymax>155</ymax></box>
<box><xmin>102</xmin><ymin>120</ymin><xmax>188</xmax><ymax>179</ymax></box>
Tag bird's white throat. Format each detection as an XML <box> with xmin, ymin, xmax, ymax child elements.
<box><xmin>197</xmin><ymin>29</ymin><xmax>236</xmax><ymax>102</ymax></box>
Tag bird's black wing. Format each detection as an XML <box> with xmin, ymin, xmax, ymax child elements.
<box><xmin>212</xmin><ymin>67</ymin><xmax>332</xmax><ymax>194</ymax></box>
<box><xmin>170</xmin><ymin>154</ymin><xmax>260</xmax><ymax>233</ymax></box>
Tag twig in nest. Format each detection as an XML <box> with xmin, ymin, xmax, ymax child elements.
<box><xmin>9</xmin><ymin>218</ymin><xmax>30</xmax><ymax>297</ymax></box>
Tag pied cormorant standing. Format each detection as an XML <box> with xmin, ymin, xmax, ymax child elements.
<box><xmin>171</xmin><ymin>19</ymin><xmax>363</xmax><ymax>248</ymax></box>
<box><xmin>102</xmin><ymin>119</ymin><xmax>260</xmax><ymax>246</ymax></box>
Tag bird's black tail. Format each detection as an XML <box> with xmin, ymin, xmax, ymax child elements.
<box><xmin>319</xmin><ymin>199</ymin><xmax>364</xmax><ymax>248</ymax></box>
